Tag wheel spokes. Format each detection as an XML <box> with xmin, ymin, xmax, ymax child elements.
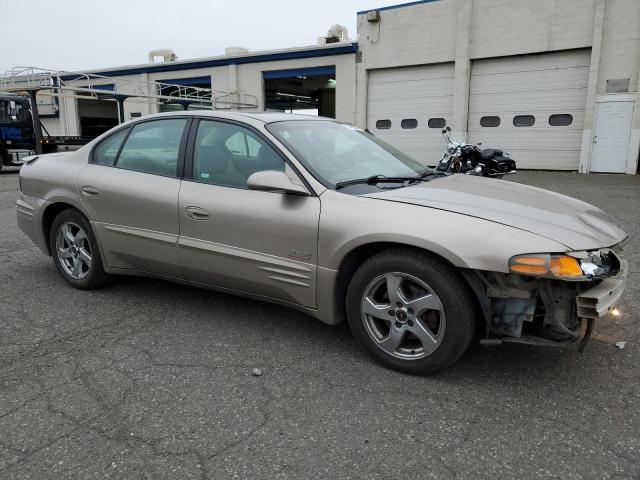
<box><xmin>362</xmin><ymin>296</ymin><xmax>391</xmax><ymax>321</ymax></box>
<box><xmin>72</xmin><ymin>257</ymin><xmax>82</xmax><ymax>277</ymax></box>
<box><xmin>405</xmin><ymin>293</ymin><xmax>442</xmax><ymax>315</ymax></box>
<box><xmin>61</xmin><ymin>224</ymin><xmax>75</xmax><ymax>245</ymax></box>
<box><xmin>75</xmin><ymin>228</ymin><xmax>87</xmax><ymax>245</ymax></box>
<box><xmin>78</xmin><ymin>248</ymin><xmax>92</xmax><ymax>267</ymax></box>
<box><xmin>407</xmin><ymin>318</ymin><xmax>439</xmax><ymax>355</ymax></box>
<box><xmin>385</xmin><ymin>273</ymin><xmax>404</xmax><ymax>305</ymax></box>
<box><xmin>378</xmin><ymin>327</ymin><xmax>405</xmax><ymax>354</ymax></box>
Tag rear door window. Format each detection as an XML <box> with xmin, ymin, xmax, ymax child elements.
<box><xmin>92</xmin><ymin>128</ymin><xmax>129</xmax><ymax>166</ymax></box>
<box><xmin>115</xmin><ymin>119</ymin><xmax>187</xmax><ymax>177</ymax></box>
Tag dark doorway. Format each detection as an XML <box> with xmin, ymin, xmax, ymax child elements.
<box><xmin>263</xmin><ymin>66</ymin><xmax>336</xmax><ymax>117</ymax></box>
<box><xmin>76</xmin><ymin>84</ymin><xmax>119</xmax><ymax>138</ymax></box>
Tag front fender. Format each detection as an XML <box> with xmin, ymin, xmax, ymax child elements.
<box><xmin>318</xmin><ymin>190</ymin><xmax>568</xmax><ymax>273</ymax></box>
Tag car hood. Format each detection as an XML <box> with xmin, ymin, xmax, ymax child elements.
<box><xmin>364</xmin><ymin>175</ymin><xmax>627</xmax><ymax>251</ymax></box>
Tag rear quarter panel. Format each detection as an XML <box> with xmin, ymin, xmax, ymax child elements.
<box><xmin>19</xmin><ymin>151</ymin><xmax>87</xmax><ymax>211</ymax></box>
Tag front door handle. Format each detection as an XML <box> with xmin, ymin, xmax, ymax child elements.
<box><xmin>185</xmin><ymin>206</ymin><xmax>210</xmax><ymax>220</ymax></box>
<box><xmin>80</xmin><ymin>185</ymin><xmax>99</xmax><ymax>196</ymax></box>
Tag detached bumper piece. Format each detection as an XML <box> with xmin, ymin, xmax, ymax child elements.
<box><xmin>575</xmin><ymin>259</ymin><xmax>627</xmax><ymax>352</ymax></box>
<box><xmin>576</xmin><ymin>260</ymin><xmax>627</xmax><ymax>319</ymax></box>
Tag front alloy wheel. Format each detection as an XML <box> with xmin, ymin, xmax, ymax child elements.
<box><xmin>362</xmin><ymin>272</ymin><xmax>446</xmax><ymax>360</ymax></box>
<box><xmin>346</xmin><ymin>248</ymin><xmax>476</xmax><ymax>375</ymax></box>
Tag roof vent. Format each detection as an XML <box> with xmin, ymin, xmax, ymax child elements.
<box><xmin>225</xmin><ymin>47</ymin><xmax>249</xmax><ymax>56</ymax></box>
<box><xmin>148</xmin><ymin>49</ymin><xmax>178</xmax><ymax>63</ymax></box>
<box><xmin>318</xmin><ymin>24</ymin><xmax>350</xmax><ymax>45</ymax></box>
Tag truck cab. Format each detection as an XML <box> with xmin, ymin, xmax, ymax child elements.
<box><xmin>0</xmin><ymin>95</ymin><xmax>36</xmax><ymax>169</ymax></box>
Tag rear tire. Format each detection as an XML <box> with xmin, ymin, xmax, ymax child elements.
<box><xmin>346</xmin><ymin>248</ymin><xmax>476</xmax><ymax>375</ymax></box>
<box><xmin>49</xmin><ymin>209</ymin><xmax>109</xmax><ymax>289</ymax></box>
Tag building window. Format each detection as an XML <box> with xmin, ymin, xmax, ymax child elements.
<box><xmin>480</xmin><ymin>116</ymin><xmax>501</xmax><ymax>127</ymax></box>
<box><xmin>427</xmin><ymin>118</ymin><xmax>446</xmax><ymax>129</ymax></box>
<box><xmin>401</xmin><ymin>119</ymin><xmax>418</xmax><ymax>129</ymax></box>
<box><xmin>513</xmin><ymin>115</ymin><xmax>535</xmax><ymax>127</ymax></box>
<box><xmin>549</xmin><ymin>114</ymin><xmax>573</xmax><ymax>126</ymax></box>
<box><xmin>376</xmin><ymin>119</ymin><xmax>391</xmax><ymax>129</ymax></box>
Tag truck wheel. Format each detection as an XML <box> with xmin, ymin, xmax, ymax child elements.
<box><xmin>346</xmin><ymin>248</ymin><xmax>477</xmax><ymax>375</ymax></box>
<box><xmin>49</xmin><ymin>209</ymin><xmax>109</xmax><ymax>289</ymax></box>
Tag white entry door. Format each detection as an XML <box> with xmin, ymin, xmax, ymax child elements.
<box><xmin>591</xmin><ymin>101</ymin><xmax>635</xmax><ymax>173</ymax></box>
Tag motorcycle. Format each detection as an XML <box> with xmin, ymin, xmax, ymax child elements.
<box><xmin>435</xmin><ymin>126</ymin><xmax>516</xmax><ymax>178</ymax></box>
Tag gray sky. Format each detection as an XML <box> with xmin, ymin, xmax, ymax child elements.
<box><xmin>2</xmin><ymin>0</ymin><xmax>402</xmax><ymax>73</ymax></box>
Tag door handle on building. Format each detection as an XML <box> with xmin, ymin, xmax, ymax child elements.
<box><xmin>185</xmin><ymin>206</ymin><xmax>210</xmax><ymax>220</ymax></box>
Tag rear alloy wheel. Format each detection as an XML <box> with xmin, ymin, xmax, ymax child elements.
<box><xmin>50</xmin><ymin>209</ymin><xmax>109</xmax><ymax>289</ymax></box>
<box><xmin>56</xmin><ymin>222</ymin><xmax>92</xmax><ymax>280</ymax></box>
<box><xmin>346</xmin><ymin>249</ymin><xmax>476</xmax><ymax>375</ymax></box>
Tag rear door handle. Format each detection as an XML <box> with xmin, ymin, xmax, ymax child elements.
<box><xmin>80</xmin><ymin>185</ymin><xmax>99</xmax><ymax>196</ymax></box>
<box><xmin>185</xmin><ymin>206</ymin><xmax>210</xmax><ymax>220</ymax></box>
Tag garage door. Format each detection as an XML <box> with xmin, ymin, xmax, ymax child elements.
<box><xmin>367</xmin><ymin>64</ymin><xmax>454</xmax><ymax>165</ymax></box>
<box><xmin>468</xmin><ymin>50</ymin><xmax>590</xmax><ymax>170</ymax></box>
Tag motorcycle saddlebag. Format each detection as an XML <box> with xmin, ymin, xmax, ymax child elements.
<box><xmin>488</xmin><ymin>155</ymin><xmax>516</xmax><ymax>174</ymax></box>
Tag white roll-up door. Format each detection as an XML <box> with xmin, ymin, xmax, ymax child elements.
<box><xmin>367</xmin><ymin>64</ymin><xmax>454</xmax><ymax>165</ymax></box>
<box><xmin>468</xmin><ymin>50</ymin><xmax>590</xmax><ymax>170</ymax></box>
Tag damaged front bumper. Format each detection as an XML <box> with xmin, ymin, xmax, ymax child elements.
<box><xmin>471</xmin><ymin>245</ymin><xmax>628</xmax><ymax>351</ymax></box>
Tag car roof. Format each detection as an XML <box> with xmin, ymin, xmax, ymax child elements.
<box><xmin>139</xmin><ymin>110</ymin><xmax>333</xmax><ymax>124</ymax></box>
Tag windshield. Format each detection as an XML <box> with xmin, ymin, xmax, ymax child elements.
<box><xmin>266</xmin><ymin>120</ymin><xmax>429</xmax><ymax>187</ymax></box>
<box><xmin>0</xmin><ymin>100</ymin><xmax>31</xmax><ymax>125</ymax></box>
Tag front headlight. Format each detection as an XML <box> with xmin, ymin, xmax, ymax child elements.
<box><xmin>509</xmin><ymin>253</ymin><xmax>585</xmax><ymax>280</ymax></box>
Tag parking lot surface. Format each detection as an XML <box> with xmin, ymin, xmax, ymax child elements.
<box><xmin>1</xmin><ymin>167</ymin><xmax>639</xmax><ymax>479</ymax></box>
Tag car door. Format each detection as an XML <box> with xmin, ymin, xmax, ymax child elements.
<box><xmin>178</xmin><ymin>118</ymin><xmax>320</xmax><ymax>308</ymax></box>
<box><xmin>77</xmin><ymin>117</ymin><xmax>190</xmax><ymax>278</ymax></box>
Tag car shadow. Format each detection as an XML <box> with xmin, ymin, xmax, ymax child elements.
<box><xmin>103</xmin><ymin>274</ymin><xmax>601</xmax><ymax>387</ymax></box>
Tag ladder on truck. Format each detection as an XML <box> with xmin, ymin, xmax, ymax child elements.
<box><xmin>0</xmin><ymin>66</ymin><xmax>259</xmax><ymax>153</ymax></box>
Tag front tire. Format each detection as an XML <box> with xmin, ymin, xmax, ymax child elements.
<box><xmin>49</xmin><ymin>209</ymin><xmax>109</xmax><ymax>289</ymax></box>
<box><xmin>346</xmin><ymin>248</ymin><xmax>476</xmax><ymax>375</ymax></box>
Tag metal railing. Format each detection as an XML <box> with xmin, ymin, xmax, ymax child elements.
<box><xmin>0</xmin><ymin>66</ymin><xmax>258</xmax><ymax>110</ymax></box>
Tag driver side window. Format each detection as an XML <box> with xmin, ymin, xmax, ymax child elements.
<box><xmin>192</xmin><ymin>120</ymin><xmax>285</xmax><ymax>189</ymax></box>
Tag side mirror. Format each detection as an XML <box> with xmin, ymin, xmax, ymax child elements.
<box><xmin>247</xmin><ymin>170</ymin><xmax>309</xmax><ymax>195</ymax></box>
<box><xmin>445</xmin><ymin>126</ymin><xmax>451</xmax><ymax>132</ymax></box>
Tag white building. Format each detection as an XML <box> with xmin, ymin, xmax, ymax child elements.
<box><xmin>38</xmin><ymin>0</ymin><xmax>640</xmax><ymax>174</ymax></box>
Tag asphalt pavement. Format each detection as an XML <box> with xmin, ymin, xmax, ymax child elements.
<box><xmin>1</xmin><ymin>167</ymin><xmax>639</xmax><ymax>479</ymax></box>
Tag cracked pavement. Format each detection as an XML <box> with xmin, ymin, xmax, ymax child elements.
<box><xmin>1</xmin><ymin>168</ymin><xmax>639</xmax><ymax>479</ymax></box>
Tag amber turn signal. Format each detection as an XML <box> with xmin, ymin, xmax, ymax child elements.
<box><xmin>550</xmin><ymin>256</ymin><xmax>583</xmax><ymax>278</ymax></box>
